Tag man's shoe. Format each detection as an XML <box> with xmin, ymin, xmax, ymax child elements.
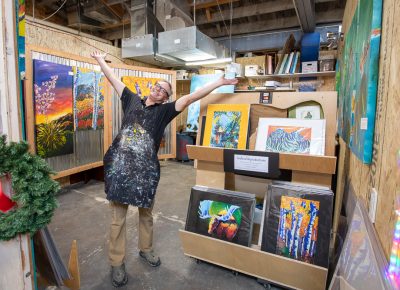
<box><xmin>111</xmin><ymin>263</ymin><xmax>128</xmax><ymax>287</ymax></box>
<box><xmin>139</xmin><ymin>250</ymin><xmax>161</xmax><ymax>267</ymax></box>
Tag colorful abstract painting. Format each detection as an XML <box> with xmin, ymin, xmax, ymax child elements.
<box><xmin>73</xmin><ymin>67</ymin><xmax>105</xmax><ymax>130</ymax></box>
<box><xmin>277</xmin><ymin>196</ymin><xmax>320</xmax><ymax>263</ymax></box>
<box><xmin>266</xmin><ymin>126</ymin><xmax>311</xmax><ymax>154</ymax></box>
<box><xmin>337</xmin><ymin>0</ymin><xmax>382</xmax><ymax>164</ymax></box>
<box><xmin>261</xmin><ymin>182</ymin><xmax>334</xmax><ymax>267</ymax></box>
<box><xmin>255</xmin><ymin>118</ymin><xmax>326</xmax><ymax>155</ymax></box>
<box><xmin>185</xmin><ymin>186</ymin><xmax>255</xmax><ymax>246</ymax></box>
<box><xmin>203</xmin><ymin>104</ymin><xmax>250</xmax><ymax>149</ymax></box>
<box><xmin>33</xmin><ymin>60</ymin><xmax>74</xmax><ymax>158</ymax></box>
<box><xmin>198</xmin><ymin>200</ymin><xmax>242</xmax><ymax>241</ymax></box>
<box><xmin>121</xmin><ymin>76</ymin><xmax>160</xmax><ymax>99</ymax></box>
<box><xmin>186</xmin><ymin>73</ymin><xmax>235</xmax><ymax>132</ymax></box>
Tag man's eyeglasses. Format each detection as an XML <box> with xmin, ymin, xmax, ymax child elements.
<box><xmin>154</xmin><ymin>83</ymin><xmax>170</xmax><ymax>97</ymax></box>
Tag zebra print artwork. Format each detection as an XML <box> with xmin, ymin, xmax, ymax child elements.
<box><xmin>255</xmin><ymin>118</ymin><xmax>326</xmax><ymax>156</ymax></box>
<box><xmin>266</xmin><ymin>126</ymin><xmax>311</xmax><ymax>154</ymax></box>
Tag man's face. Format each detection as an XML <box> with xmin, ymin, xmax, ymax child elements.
<box><xmin>149</xmin><ymin>82</ymin><xmax>171</xmax><ymax>103</ymax></box>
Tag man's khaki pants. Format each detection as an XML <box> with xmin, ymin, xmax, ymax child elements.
<box><xmin>108</xmin><ymin>201</ymin><xmax>154</xmax><ymax>267</ymax></box>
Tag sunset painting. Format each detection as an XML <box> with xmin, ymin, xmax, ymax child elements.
<box><xmin>33</xmin><ymin>60</ymin><xmax>74</xmax><ymax>158</ymax></box>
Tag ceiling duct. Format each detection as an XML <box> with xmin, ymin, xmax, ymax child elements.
<box><xmin>158</xmin><ymin>26</ymin><xmax>229</xmax><ymax>62</ymax></box>
<box><xmin>122</xmin><ymin>0</ymin><xmax>185</xmax><ymax>67</ymax></box>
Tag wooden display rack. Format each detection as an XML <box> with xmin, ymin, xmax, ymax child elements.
<box><xmin>179</xmin><ymin>91</ymin><xmax>337</xmax><ymax>290</ymax></box>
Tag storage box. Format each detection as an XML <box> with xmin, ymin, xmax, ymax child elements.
<box><xmin>302</xmin><ymin>61</ymin><xmax>318</xmax><ymax>73</ymax></box>
<box><xmin>245</xmin><ymin>65</ymin><xmax>261</xmax><ymax>76</ymax></box>
<box><xmin>319</xmin><ymin>59</ymin><xmax>336</xmax><ymax>72</ymax></box>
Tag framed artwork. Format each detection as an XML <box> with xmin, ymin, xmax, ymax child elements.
<box><xmin>33</xmin><ymin>60</ymin><xmax>74</xmax><ymax>158</ymax></box>
<box><xmin>73</xmin><ymin>67</ymin><xmax>105</xmax><ymax>130</ymax></box>
<box><xmin>202</xmin><ymin>104</ymin><xmax>250</xmax><ymax>149</ymax></box>
<box><xmin>185</xmin><ymin>186</ymin><xmax>256</xmax><ymax>246</ymax></box>
<box><xmin>288</xmin><ymin>102</ymin><xmax>322</xmax><ymax>120</ymax></box>
<box><xmin>121</xmin><ymin>76</ymin><xmax>160</xmax><ymax>99</ymax></box>
<box><xmin>186</xmin><ymin>73</ymin><xmax>235</xmax><ymax>132</ymax></box>
<box><xmin>261</xmin><ymin>182</ymin><xmax>333</xmax><ymax>268</ymax></box>
<box><xmin>337</xmin><ymin>0</ymin><xmax>382</xmax><ymax>164</ymax></box>
<box><xmin>255</xmin><ymin>118</ymin><xmax>326</xmax><ymax>155</ymax></box>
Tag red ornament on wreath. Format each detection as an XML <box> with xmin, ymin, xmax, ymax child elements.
<box><xmin>0</xmin><ymin>174</ymin><xmax>16</xmax><ymax>213</ymax></box>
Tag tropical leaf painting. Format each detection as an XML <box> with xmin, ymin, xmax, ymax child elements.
<box><xmin>33</xmin><ymin>60</ymin><xmax>74</xmax><ymax>158</ymax></box>
<box><xmin>277</xmin><ymin>196</ymin><xmax>320</xmax><ymax>264</ymax></box>
<box><xmin>121</xmin><ymin>76</ymin><xmax>160</xmax><ymax>99</ymax></box>
<box><xmin>203</xmin><ymin>104</ymin><xmax>250</xmax><ymax>149</ymax></box>
<box><xmin>266</xmin><ymin>126</ymin><xmax>311</xmax><ymax>154</ymax></box>
<box><xmin>198</xmin><ymin>200</ymin><xmax>242</xmax><ymax>241</ymax></box>
<box><xmin>73</xmin><ymin>67</ymin><xmax>105</xmax><ymax>130</ymax></box>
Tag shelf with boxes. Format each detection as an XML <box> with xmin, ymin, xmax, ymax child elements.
<box><xmin>179</xmin><ymin>91</ymin><xmax>338</xmax><ymax>290</ymax></box>
<box><xmin>245</xmin><ymin>71</ymin><xmax>336</xmax><ymax>79</ymax></box>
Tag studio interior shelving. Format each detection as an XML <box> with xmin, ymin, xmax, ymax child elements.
<box><xmin>246</xmin><ymin>71</ymin><xmax>336</xmax><ymax>80</ymax></box>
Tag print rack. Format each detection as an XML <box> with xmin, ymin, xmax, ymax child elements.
<box><xmin>179</xmin><ymin>91</ymin><xmax>337</xmax><ymax>290</ymax></box>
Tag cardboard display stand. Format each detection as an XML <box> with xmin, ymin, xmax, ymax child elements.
<box><xmin>179</xmin><ymin>91</ymin><xmax>337</xmax><ymax>290</ymax></box>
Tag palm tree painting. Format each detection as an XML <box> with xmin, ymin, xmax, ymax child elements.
<box><xmin>203</xmin><ymin>104</ymin><xmax>250</xmax><ymax>149</ymax></box>
<box><xmin>33</xmin><ymin>60</ymin><xmax>74</xmax><ymax>158</ymax></box>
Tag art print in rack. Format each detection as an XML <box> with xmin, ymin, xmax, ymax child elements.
<box><xmin>261</xmin><ymin>182</ymin><xmax>334</xmax><ymax>268</ymax></box>
<box><xmin>33</xmin><ymin>60</ymin><xmax>74</xmax><ymax>159</ymax></box>
<box><xmin>73</xmin><ymin>67</ymin><xmax>105</xmax><ymax>130</ymax></box>
<box><xmin>277</xmin><ymin>196</ymin><xmax>320</xmax><ymax>264</ymax></box>
<box><xmin>203</xmin><ymin>104</ymin><xmax>250</xmax><ymax>150</ymax></box>
<box><xmin>122</xmin><ymin>76</ymin><xmax>160</xmax><ymax>99</ymax></box>
<box><xmin>198</xmin><ymin>200</ymin><xmax>243</xmax><ymax>242</ymax></box>
<box><xmin>185</xmin><ymin>186</ymin><xmax>255</xmax><ymax>246</ymax></box>
<box><xmin>255</xmin><ymin>118</ymin><xmax>326</xmax><ymax>155</ymax></box>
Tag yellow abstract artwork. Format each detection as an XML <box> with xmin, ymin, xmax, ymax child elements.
<box><xmin>203</xmin><ymin>104</ymin><xmax>250</xmax><ymax>149</ymax></box>
<box><xmin>122</xmin><ymin>76</ymin><xmax>160</xmax><ymax>99</ymax></box>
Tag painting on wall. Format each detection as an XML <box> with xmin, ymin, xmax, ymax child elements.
<box><xmin>261</xmin><ymin>182</ymin><xmax>333</xmax><ymax>267</ymax></box>
<box><xmin>186</xmin><ymin>73</ymin><xmax>235</xmax><ymax>132</ymax></box>
<box><xmin>73</xmin><ymin>67</ymin><xmax>105</xmax><ymax>130</ymax></box>
<box><xmin>122</xmin><ymin>76</ymin><xmax>160</xmax><ymax>99</ymax></box>
<box><xmin>185</xmin><ymin>186</ymin><xmax>255</xmax><ymax>246</ymax></box>
<box><xmin>255</xmin><ymin>118</ymin><xmax>326</xmax><ymax>155</ymax></box>
<box><xmin>337</xmin><ymin>0</ymin><xmax>382</xmax><ymax>164</ymax></box>
<box><xmin>33</xmin><ymin>60</ymin><xmax>74</xmax><ymax>159</ymax></box>
<box><xmin>202</xmin><ymin>104</ymin><xmax>250</xmax><ymax>149</ymax></box>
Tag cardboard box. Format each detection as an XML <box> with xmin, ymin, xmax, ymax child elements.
<box><xmin>302</xmin><ymin>61</ymin><xmax>318</xmax><ymax>73</ymax></box>
<box><xmin>245</xmin><ymin>65</ymin><xmax>261</xmax><ymax>76</ymax></box>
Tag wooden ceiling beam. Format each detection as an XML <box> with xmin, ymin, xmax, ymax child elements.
<box><xmin>189</xmin><ymin>0</ymin><xmax>240</xmax><ymax>10</ymax></box>
<box><xmin>292</xmin><ymin>0</ymin><xmax>315</xmax><ymax>32</ymax></box>
<box><xmin>195</xmin><ymin>0</ymin><xmax>294</xmax><ymax>25</ymax></box>
<box><xmin>199</xmin><ymin>8</ymin><xmax>343</xmax><ymax>38</ymax></box>
<box><xmin>99</xmin><ymin>0</ymin><xmax>123</xmax><ymax>20</ymax></box>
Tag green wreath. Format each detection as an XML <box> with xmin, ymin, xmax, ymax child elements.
<box><xmin>0</xmin><ymin>135</ymin><xmax>59</xmax><ymax>241</ymax></box>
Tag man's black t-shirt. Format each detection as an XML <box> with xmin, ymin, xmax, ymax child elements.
<box><xmin>103</xmin><ymin>86</ymin><xmax>180</xmax><ymax>207</ymax></box>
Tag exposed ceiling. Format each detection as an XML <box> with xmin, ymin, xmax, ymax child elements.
<box><xmin>26</xmin><ymin>0</ymin><xmax>345</xmax><ymax>45</ymax></box>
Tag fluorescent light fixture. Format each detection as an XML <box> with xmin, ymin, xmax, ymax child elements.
<box><xmin>185</xmin><ymin>57</ymin><xmax>233</xmax><ymax>66</ymax></box>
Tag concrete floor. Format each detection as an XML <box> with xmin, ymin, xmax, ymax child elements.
<box><xmin>49</xmin><ymin>161</ymin><xmax>283</xmax><ymax>290</ymax></box>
